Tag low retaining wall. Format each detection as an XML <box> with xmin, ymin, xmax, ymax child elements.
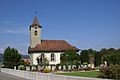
<box><xmin>0</xmin><ymin>68</ymin><xmax>107</xmax><ymax>80</ymax></box>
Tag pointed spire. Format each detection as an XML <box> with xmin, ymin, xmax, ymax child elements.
<box><xmin>32</xmin><ymin>16</ymin><xmax>40</xmax><ymax>25</ymax></box>
<box><xmin>30</xmin><ymin>16</ymin><xmax>42</xmax><ymax>28</ymax></box>
<box><xmin>30</xmin><ymin>12</ymin><xmax>42</xmax><ymax>28</ymax></box>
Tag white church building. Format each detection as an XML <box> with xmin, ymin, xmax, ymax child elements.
<box><xmin>28</xmin><ymin>16</ymin><xmax>79</xmax><ymax>65</ymax></box>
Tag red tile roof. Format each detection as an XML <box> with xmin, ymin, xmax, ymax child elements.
<box><xmin>28</xmin><ymin>40</ymin><xmax>79</xmax><ymax>53</ymax></box>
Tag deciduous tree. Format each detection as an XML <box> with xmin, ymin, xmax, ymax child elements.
<box><xmin>4</xmin><ymin>47</ymin><xmax>21</xmax><ymax>68</ymax></box>
<box><xmin>60</xmin><ymin>49</ymin><xmax>80</xmax><ymax>64</ymax></box>
<box><xmin>80</xmin><ymin>50</ymin><xmax>90</xmax><ymax>64</ymax></box>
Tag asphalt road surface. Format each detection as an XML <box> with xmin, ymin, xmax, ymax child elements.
<box><xmin>0</xmin><ymin>72</ymin><xmax>30</xmax><ymax>80</ymax></box>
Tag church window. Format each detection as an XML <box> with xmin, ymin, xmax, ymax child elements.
<box><xmin>34</xmin><ymin>30</ymin><xmax>37</xmax><ymax>36</ymax></box>
<box><xmin>41</xmin><ymin>53</ymin><xmax>44</xmax><ymax>60</ymax></box>
<box><xmin>51</xmin><ymin>53</ymin><xmax>55</xmax><ymax>61</ymax></box>
<box><xmin>35</xmin><ymin>26</ymin><xmax>37</xmax><ymax>29</ymax></box>
<box><xmin>40</xmin><ymin>53</ymin><xmax>45</xmax><ymax>64</ymax></box>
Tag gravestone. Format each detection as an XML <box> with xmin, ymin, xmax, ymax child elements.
<box><xmin>72</xmin><ymin>65</ymin><xmax>76</xmax><ymax>70</ymax></box>
<box><xmin>88</xmin><ymin>64</ymin><xmax>91</xmax><ymax>67</ymax></box>
<box><xmin>38</xmin><ymin>66</ymin><xmax>41</xmax><ymax>71</ymax></box>
<box><xmin>31</xmin><ymin>66</ymin><xmax>37</xmax><ymax>71</ymax></box>
<box><xmin>51</xmin><ymin>66</ymin><xmax>56</xmax><ymax>71</ymax></box>
<box><xmin>104</xmin><ymin>61</ymin><xmax>107</xmax><ymax>67</ymax></box>
<box><xmin>59</xmin><ymin>66</ymin><xmax>61</xmax><ymax>70</ymax></box>
<box><xmin>63</xmin><ymin>65</ymin><xmax>66</xmax><ymax>70</ymax></box>
<box><xmin>84</xmin><ymin>65</ymin><xmax>87</xmax><ymax>68</ymax></box>
<box><xmin>68</xmin><ymin>65</ymin><xmax>71</xmax><ymax>70</ymax></box>
<box><xmin>48</xmin><ymin>66</ymin><xmax>51</xmax><ymax>70</ymax></box>
<box><xmin>79</xmin><ymin>65</ymin><xmax>81</xmax><ymax>69</ymax></box>
<box><xmin>14</xmin><ymin>66</ymin><xmax>16</xmax><ymax>70</ymax></box>
<box><xmin>26</xmin><ymin>66</ymin><xmax>30</xmax><ymax>71</ymax></box>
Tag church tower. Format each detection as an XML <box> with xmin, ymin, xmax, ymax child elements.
<box><xmin>30</xmin><ymin>16</ymin><xmax>42</xmax><ymax>48</ymax></box>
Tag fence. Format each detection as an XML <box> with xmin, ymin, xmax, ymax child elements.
<box><xmin>0</xmin><ymin>68</ymin><xmax>106</xmax><ymax>80</ymax></box>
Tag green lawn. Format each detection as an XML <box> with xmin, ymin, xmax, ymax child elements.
<box><xmin>55</xmin><ymin>71</ymin><xmax>99</xmax><ymax>78</ymax></box>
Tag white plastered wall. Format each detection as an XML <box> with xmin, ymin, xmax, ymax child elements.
<box><xmin>31</xmin><ymin>52</ymin><xmax>61</xmax><ymax>65</ymax></box>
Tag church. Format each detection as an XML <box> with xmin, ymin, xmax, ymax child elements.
<box><xmin>28</xmin><ymin>16</ymin><xmax>79</xmax><ymax>65</ymax></box>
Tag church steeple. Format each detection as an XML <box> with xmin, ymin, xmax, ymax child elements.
<box><xmin>32</xmin><ymin>16</ymin><xmax>40</xmax><ymax>26</ymax></box>
<box><xmin>30</xmin><ymin>16</ymin><xmax>42</xmax><ymax>48</ymax></box>
<box><xmin>30</xmin><ymin>16</ymin><xmax>42</xmax><ymax>28</ymax></box>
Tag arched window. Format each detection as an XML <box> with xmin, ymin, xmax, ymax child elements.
<box><xmin>39</xmin><ymin>53</ymin><xmax>45</xmax><ymax>64</ymax></box>
<box><xmin>34</xmin><ymin>30</ymin><xmax>37</xmax><ymax>36</ymax></box>
<box><xmin>35</xmin><ymin>26</ymin><xmax>37</xmax><ymax>29</ymax></box>
<box><xmin>51</xmin><ymin>53</ymin><xmax>55</xmax><ymax>61</ymax></box>
<box><xmin>41</xmin><ymin>53</ymin><xmax>44</xmax><ymax>60</ymax></box>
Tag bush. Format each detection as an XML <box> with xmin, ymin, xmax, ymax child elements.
<box><xmin>97</xmin><ymin>64</ymin><xmax>120</xmax><ymax>79</ymax></box>
<box><xmin>56</xmin><ymin>63</ymin><xmax>62</xmax><ymax>70</ymax></box>
<box><xmin>43</xmin><ymin>68</ymin><xmax>51</xmax><ymax>73</ymax></box>
<box><xmin>19</xmin><ymin>65</ymin><xmax>26</xmax><ymax>70</ymax></box>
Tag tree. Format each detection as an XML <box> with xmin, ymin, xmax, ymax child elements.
<box><xmin>60</xmin><ymin>53</ymin><xmax>67</xmax><ymax>64</ymax></box>
<box><xmin>60</xmin><ymin>49</ymin><xmax>80</xmax><ymax>64</ymax></box>
<box><xmin>88</xmin><ymin>49</ymin><xmax>96</xmax><ymax>64</ymax></box>
<box><xmin>80</xmin><ymin>50</ymin><xmax>90</xmax><ymax>64</ymax></box>
<box><xmin>100</xmin><ymin>48</ymin><xmax>120</xmax><ymax>65</ymax></box>
<box><xmin>102</xmin><ymin>52</ymin><xmax>120</xmax><ymax>65</ymax></box>
<box><xmin>4</xmin><ymin>47</ymin><xmax>21</xmax><ymax>68</ymax></box>
<box><xmin>94</xmin><ymin>52</ymin><xmax>102</xmax><ymax>67</ymax></box>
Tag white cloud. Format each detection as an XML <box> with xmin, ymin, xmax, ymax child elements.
<box><xmin>0</xmin><ymin>48</ymin><xmax>4</xmax><ymax>53</ymax></box>
<box><xmin>0</xmin><ymin>43</ymin><xmax>12</xmax><ymax>53</ymax></box>
<box><xmin>0</xmin><ymin>28</ymin><xmax>29</xmax><ymax>35</ymax></box>
<box><xmin>6</xmin><ymin>29</ymin><xmax>18</xmax><ymax>34</ymax></box>
<box><xmin>0</xmin><ymin>21</ymin><xmax>29</xmax><ymax>35</ymax></box>
<box><xmin>0</xmin><ymin>43</ymin><xmax>29</xmax><ymax>54</ymax></box>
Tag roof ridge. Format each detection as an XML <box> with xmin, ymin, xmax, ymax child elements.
<box><xmin>42</xmin><ymin>40</ymin><xmax>65</xmax><ymax>41</ymax></box>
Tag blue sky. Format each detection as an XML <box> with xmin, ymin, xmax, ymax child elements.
<box><xmin>0</xmin><ymin>0</ymin><xmax>120</xmax><ymax>54</ymax></box>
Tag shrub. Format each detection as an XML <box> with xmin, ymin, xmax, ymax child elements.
<box><xmin>19</xmin><ymin>65</ymin><xmax>25</xmax><ymax>70</ymax></box>
<box><xmin>43</xmin><ymin>68</ymin><xmax>51</xmax><ymax>73</ymax></box>
<box><xmin>97</xmin><ymin>64</ymin><xmax>120</xmax><ymax>79</ymax></box>
<box><xmin>56</xmin><ymin>63</ymin><xmax>61</xmax><ymax>70</ymax></box>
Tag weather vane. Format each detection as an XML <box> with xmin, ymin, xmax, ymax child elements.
<box><xmin>35</xmin><ymin>11</ymin><xmax>37</xmax><ymax>15</ymax></box>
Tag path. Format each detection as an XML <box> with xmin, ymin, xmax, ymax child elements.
<box><xmin>0</xmin><ymin>72</ymin><xmax>30</xmax><ymax>80</ymax></box>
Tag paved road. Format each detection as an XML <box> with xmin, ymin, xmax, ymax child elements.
<box><xmin>0</xmin><ymin>72</ymin><xmax>30</xmax><ymax>80</ymax></box>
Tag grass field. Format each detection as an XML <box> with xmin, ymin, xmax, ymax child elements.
<box><xmin>55</xmin><ymin>71</ymin><xmax>99</xmax><ymax>78</ymax></box>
